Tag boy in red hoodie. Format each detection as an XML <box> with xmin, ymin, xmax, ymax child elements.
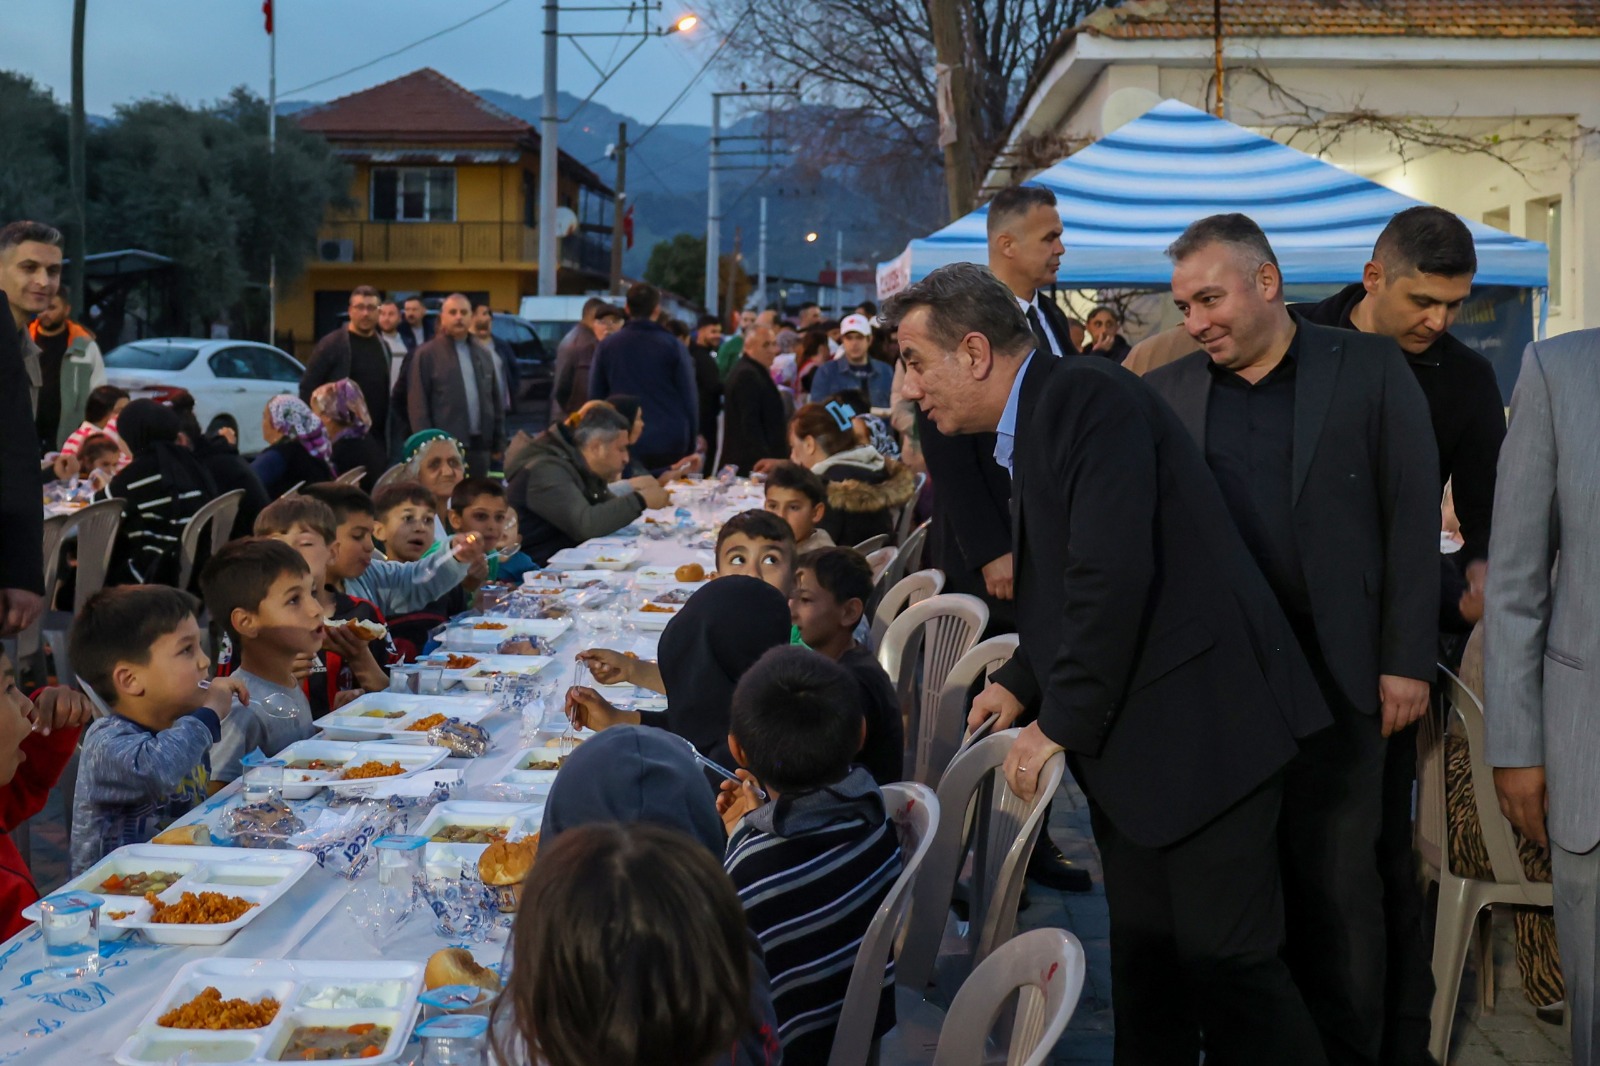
<box><xmin>0</xmin><ymin>652</ymin><xmax>92</xmax><ymax>940</ymax></box>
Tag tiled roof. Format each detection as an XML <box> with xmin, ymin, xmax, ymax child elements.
<box><xmin>1084</xmin><ymin>0</ymin><xmax>1600</xmax><ymax>39</ymax></box>
<box><xmin>295</xmin><ymin>68</ymin><xmax>531</xmax><ymax>142</ymax></box>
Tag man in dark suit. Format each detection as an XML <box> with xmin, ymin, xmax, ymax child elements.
<box><xmin>1146</xmin><ymin>214</ymin><xmax>1439</xmax><ymax>1066</ymax></box>
<box><xmin>405</xmin><ymin>293</ymin><xmax>506</xmax><ymax>477</ymax></box>
<box><xmin>885</xmin><ymin>262</ymin><xmax>1331</xmax><ymax>1064</ymax></box>
<box><xmin>0</xmin><ymin>288</ymin><xmax>43</xmax><ymax>636</ymax></box>
<box><xmin>298</xmin><ymin>285</ymin><xmax>393</xmax><ymax>440</ymax></box>
<box><xmin>720</xmin><ymin>325</ymin><xmax>788</xmax><ymax>475</ymax></box>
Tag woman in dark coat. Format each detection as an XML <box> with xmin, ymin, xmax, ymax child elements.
<box><xmin>108</xmin><ymin>400</ymin><xmax>217</xmax><ymax>586</ymax></box>
<box><xmin>252</xmin><ymin>394</ymin><xmax>336</xmax><ymax>498</ymax></box>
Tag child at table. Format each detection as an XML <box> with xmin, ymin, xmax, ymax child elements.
<box><xmin>76</xmin><ymin>433</ymin><xmax>122</xmax><ymax>492</ymax></box>
<box><xmin>715</xmin><ymin>509</ymin><xmax>797</xmax><ymax>597</ymax></box>
<box><xmin>763</xmin><ymin>462</ymin><xmax>834</xmax><ymax>554</ymax></box>
<box><xmin>199</xmin><ymin>539</ymin><xmax>324</xmax><ymax>792</ymax></box>
<box><xmin>0</xmin><ymin>655</ymin><xmax>93</xmax><ymax>937</ymax></box>
<box><xmin>449</xmin><ymin>477</ymin><xmax>536</xmax><ymax>587</ymax></box>
<box><xmin>791</xmin><ymin>548</ymin><xmax>902</xmax><ymax>785</ymax></box>
<box><xmin>719</xmin><ymin>646</ymin><xmax>903</xmax><ymax>1060</ymax></box>
<box><xmin>568</xmin><ymin>576</ymin><xmax>792</xmax><ymax>770</ymax></box>
<box><xmin>67</xmin><ymin>587</ymin><xmax>247</xmax><ymax>874</ymax></box>
<box><xmin>370</xmin><ymin>480</ymin><xmax>483</xmax><ymax>659</ymax></box>
<box><xmin>254</xmin><ymin>495</ymin><xmax>390</xmax><ymax>717</ymax></box>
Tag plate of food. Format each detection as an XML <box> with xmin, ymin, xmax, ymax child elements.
<box><xmin>442</xmin><ymin>615</ymin><xmax>574</xmax><ymax>651</ymax></box>
<box><xmin>625</xmin><ymin>597</ymin><xmax>687</xmax><ymax>631</ymax></box>
<box><xmin>114</xmin><ymin>957</ymin><xmax>424</xmax><ymax>1065</ymax></box>
<box><xmin>545</xmin><ymin>545</ymin><xmax>642</xmax><ymax>571</ymax></box>
<box><xmin>414</xmin><ymin>800</ymin><xmax>543</xmax><ymax>869</ymax></box>
<box><xmin>635</xmin><ymin>561</ymin><xmax>713</xmax><ymax>586</ymax></box>
<box><xmin>28</xmin><ymin>844</ymin><xmax>317</xmax><ymax>946</ymax></box>
<box><xmin>273</xmin><ymin>740</ymin><xmax>451</xmax><ymax>797</ymax></box>
<box><xmin>446</xmin><ymin>653</ymin><xmax>555</xmax><ymax>691</ymax></box>
<box><xmin>318</xmin><ymin>693</ymin><xmax>498</xmax><ymax>743</ymax></box>
<box><xmin>494</xmin><ymin>738</ymin><xmax>585</xmax><ymax>791</ymax></box>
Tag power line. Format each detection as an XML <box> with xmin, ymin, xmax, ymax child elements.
<box><xmin>281</xmin><ymin>0</ymin><xmax>517</xmax><ymax>97</ymax></box>
<box><xmin>628</xmin><ymin>4</ymin><xmax>752</xmax><ymax>153</ymax></box>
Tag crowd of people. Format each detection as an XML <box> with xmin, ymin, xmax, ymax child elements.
<box><xmin>0</xmin><ymin>163</ymin><xmax>1593</xmax><ymax>1065</ymax></box>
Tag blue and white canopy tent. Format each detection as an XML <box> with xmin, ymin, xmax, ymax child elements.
<box><xmin>876</xmin><ymin>100</ymin><xmax>1548</xmax><ymax>392</ymax></box>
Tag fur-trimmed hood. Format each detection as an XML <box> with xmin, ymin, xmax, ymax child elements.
<box><xmin>823</xmin><ymin>459</ymin><xmax>917</xmax><ymax>514</ymax></box>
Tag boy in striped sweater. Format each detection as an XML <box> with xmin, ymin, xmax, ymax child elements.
<box><xmin>722</xmin><ymin>646</ymin><xmax>903</xmax><ymax>1061</ymax></box>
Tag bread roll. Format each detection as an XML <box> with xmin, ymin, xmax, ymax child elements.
<box><xmin>675</xmin><ymin>562</ymin><xmax>705</xmax><ymax>583</ymax></box>
<box><xmin>479</xmin><ymin>834</ymin><xmax>539</xmax><ymax>887</ymax></box>
<box><xmin>152</xmin><ymin>824</ymin><xmax>210</xmax><ymax>846</ymax></box>
<box><xmin>425</xmin><ymin>947</ymin><xmax>501</xmax><ymax>992</ymax></box>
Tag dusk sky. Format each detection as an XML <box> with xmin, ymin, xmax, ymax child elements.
<box><xmin>0</xmin><ymin>0</ymin><xmax>720</xmax><ymax>125</ymax></box>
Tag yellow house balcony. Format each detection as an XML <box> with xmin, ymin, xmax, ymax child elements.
<box><xmin>314</xmin><ymin>222</ymin><xmax>611</xmax><ymax>275</ymax></box>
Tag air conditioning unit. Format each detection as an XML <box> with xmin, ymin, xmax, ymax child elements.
<box><xmin>318</xmin><ymin>239</ymin><xmax>355</xmax><ymax>263</ymax></box>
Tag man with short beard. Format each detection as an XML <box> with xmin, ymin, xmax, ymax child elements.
<box><xmin>0</xmin><ymin>219</ymin><xmax>55</xmax><ymax>636</ymax></box>
<box><xmin>377</xmin><ymin>300</ymin><xmax>409</xmax><ymax>386</ymax></box>
<box><xmin>406</xmin><ymin>293</ymin><xmax>505</xmax><ymax>476</ymax></box>
<box><xmin>300</xmin><ymin>285</ymin><xmax>392</xmax><ymax>439</ymax></box>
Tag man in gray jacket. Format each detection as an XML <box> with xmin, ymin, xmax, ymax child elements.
<box><xmin>505</xmin><ymin>404</ymin><xmax>667</xmax><ymax>565</ymax></box>
<box><xmin>1485</xmin><ymin>327</ymin><xmax>1600</xmax><ymax>1061</ymax></box>
<box><xmin>405</xmin><ymin>293</ymin><xmax>505</xmax><ymax>476</ymax></box>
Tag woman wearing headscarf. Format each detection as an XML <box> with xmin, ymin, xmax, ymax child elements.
<box><xmin>310</xmin><ymin>379</ymin><xmax>386</xmax><ymax>493</ymax></box>
<box><xmin>402</xmin><ymin>429</ymin><xmax>467</xmax><ymax>544</ymax></box>
<box><xmin>788</xmin><ymin>399</ymin><xmax>915</xmax><ymax>547</ymax></box>
<box><xmin>108</xmin><ymin>399</ymin><xmax>219</xmax><ymax>586</ymax></box>
<box><xmin>531</xmin><ymin>726</ymin><xmax>782</xmax><ymax>1066</ymax></box>
<box><xmin>567</xmin><ymin>576</ymin><xmax>792</xmax><ymax>769</ymax></box>
<box><xmin>252</xmin><ymin>395</ymin><xmax>335</xmax><ymax>499</ymax></box>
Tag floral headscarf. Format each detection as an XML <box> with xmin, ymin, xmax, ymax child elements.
<box><xmin>310</xmin><ymin>379</ymin><xmax>373</xmax><ymax>440</ymax></box>
<box><xmin>266</xmin><ymin>394</ymin><xmax>333</xmax><ymax>464</ymax></box>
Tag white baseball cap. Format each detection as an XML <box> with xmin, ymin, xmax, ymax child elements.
<box><xmin>840</xmin><ymin>313</ymin><xmax>872</xmax><ymax>337</ymax></box>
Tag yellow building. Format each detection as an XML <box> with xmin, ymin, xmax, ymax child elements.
<box><xmin>277</xmin><ymin>68</ymin><xmax>613</xmax><ymax>359</ymax></box>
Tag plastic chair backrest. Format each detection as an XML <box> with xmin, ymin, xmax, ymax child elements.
<box><xmin>897</xmin><ymin>729</ymin><xmax>1066</xmax><ymax>995</ymax></box>
<box><xmin>826</xmin><ymin>782</ymin><xmax>940</xmax><ymax>1066</ymax></box>
<box><xmin>281</xmin><ymin>481</ymin><xmax>305</xmax><ymax>498</ymax></box>
<box><xmin>371</xmin><ymin>463</ymin><xmax>408</xmax><ymax>495</ymax></box>
<box><xmin>893</xmin><ymin>473</ymin><xmax>927</xmax><ymax>545</ymax></box>
<box><xmin>334</xmin><ymin>466</ymin><xmax>367</xmax><ymax>486</ymax></box>
<box><xmin>1414</xmin><ymin>674</ymin><xmax>1447</xmax><ymax>885</ymax></box>
<box><xmin>919</xmin><ymin>634</ymin><xmax>1020</xmax><ymax>789</ymax></box>
<box><xmin>16</xmin><ymin>514</ymin><xmax>71</xmax><ymax>660</ymax></box>
<box><xmin>868</xmin><ymin>569</ymin><xmax>945</xmax><ymax>653</ymax></box>
<box><xmin>898</xmin><ymin>520</ymin><xmax>930</xmax><ymax>576</ymax></box>
<box><xmin>854</xmin><ymin>533</ymin><xmax>890</xmax><ymax>554</ymax></box>
<box><xmin>878</xmin><ymin>595</ymin><xmax>988</xmax><ymax>782</ymax></box>
<box><xmin>176</xmin><ymin>489</ymin><xmax>247</xmax><ymax>591</ymax></box>
<box><xmin>931</xmin><ymin>928</ymin><xmax>1087</xmax><ymax>1066</ymax></box>
<box><xmin>1439</xmin><ymin>667</ymin><xmax>1550</xmax><ymax>898</ymax></box>
<box><xmin>866</xmin><ymin>546</ymin><xmax>898</xmax><ymax>584</ymax></box>
<box><xmin>65</xmin><ymin>499</ymin><xmax>125</xmax><ymax>614</ymax></box>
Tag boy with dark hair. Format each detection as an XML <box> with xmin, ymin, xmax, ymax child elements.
<box><xmin>318</xmin><ymin>480</ymin><xmax>480</xmax><ymax>623</ymax></box>
<box><xmin>199</xmin><ymin>539</ymin><xmax>325</xmax><ymax>789</ymax></box>
<box><xmin>448</xmin><ymin>476</ymin><xmax>535</xmax><ymax>585</ymax></box>
<box><xmin>254</xmin><ymin>495</ymin><xmax>390</xmax><ymax>716</ymax></box>
<box><xmin>763</xmin><ymin>461</ymin><xmax>834</xmax><ymax>553</ymax></box>
<box><xmin>67</xmin><ymin>586</ymin><xmax>248</xmax><ymax>873</ymax></box>
<box><xmin>715</xmin><ymin>509</ymin><xmax>797</xmax><ymax>596</ymax></box>
<box><xmin>60</xmin><ymin>383</ymin><xmax>130</xmax><ymax>460</ymax></box>
<box><xmin>722</xmin><ymin>645</ymin><xmax>903</xmax><ymax>1060</ymax></box>
<box><xmin>792</xmin><ymin>548</ymin><xmax>902</xmax><ymax>784</ymax></box>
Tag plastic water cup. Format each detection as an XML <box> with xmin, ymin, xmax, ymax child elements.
<box><xmin>242</xmin><ymin>762</ymin><xmax>285</xmax><ymax>807</ymax></box>
<box><xmin>38</xmin><ymin>892</ymin><xmax>103</xmax><ymax>979</ymax></box>
<box><xmin>417</xmin><ymin>665</ymin><xmax>444</xmax><ymax>695</ymax></box>
<box><xmin>417</xmin><ymin>1012</ymin><xmax>490</xmax><ymax>1064</ymax></box>
<box><xmin>390</xmin><ymin>664</ymin><xmax>418</xmax><ymax>693</ymax></box>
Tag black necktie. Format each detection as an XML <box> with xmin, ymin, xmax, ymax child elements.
<box><xmin>1027</xmin><ymin>306</ymin><xmax>1055</xmax><ymax>358</ymax></box>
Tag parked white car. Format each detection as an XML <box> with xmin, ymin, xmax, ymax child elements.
<box><xmin>102</xmin><ymin>338</ymin><xmax>304</xmax><ymax>454</ymax></box>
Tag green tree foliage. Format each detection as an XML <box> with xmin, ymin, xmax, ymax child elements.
<box><xmin>644</xmin><ymin>232</ymin><xmax>753</xmax><ymax>313</ymax></box>
<box><xmin>0</xmin><ymin>74</ymin><xmax>347</xmax><ymax>336</ymax></box>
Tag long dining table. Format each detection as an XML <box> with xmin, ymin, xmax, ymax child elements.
<box><xmin>0</xmin><ymin>482</ymin><xmax>760</xmax><ymax>1065</ymax></box>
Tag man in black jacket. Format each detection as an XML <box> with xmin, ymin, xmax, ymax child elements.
<box><xmin>720</xmin><ymin>325</ymin><xmax>787</xmax><ymax>475</ymax></box>
<box><xmin>689</xmin><ymin>314</ymin><xmax>724</xmax><ymax>463</ymax></box>
<box><xmin>0</xmin><ymin>288</ymin><xmax>43</xmax><ymax>635</ymax></box>
<box><xmin>299</xmin><ymin>285</ymin><xmax>393</xmax><ymax>440</ymax></box>
<box><xmin>1291</xmin><ymin>206</ymin><xmax>1504</xmax><ymax>1065</ymax></box>
<box><xmin>1146</xmin><ymin>214</ymin><xmax>1439</xmax><ymax>1066</ymax></box>
<box><xmin>886</xmin><ymin>262</ymin><xmax>1330</xmax><ymax>1064</ymax></box>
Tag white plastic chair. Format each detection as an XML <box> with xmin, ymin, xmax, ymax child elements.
<box><xmin>869</xmin><ymin>569</ymin><xmax>945</xmax><ymax>653</ymax></box>
<box><xmin>917</xmin><ymin>635</ymin><xmax>1020</xmax><ymax>789</ymax></box>
<box><xmin>826</xmin><ymin>782</ymin><xmax>941</xmax><ymax>1066</ymax></box>
<box><xmin>176</xmin><ymin>489</ymin><xmax>246</xmax><ymax>591</ymax></box>
<box><xmin>894</xmin><ymin>927</ymin><xmax>1086</xmax><ymax>1066</ymax></box>
<box><xmin>866</xmin><ymin>546</ymin><xmax>899</xmax><ymax>584</ymax></box>
<box><xmin>897</xmin><ymin>729</ymin><xmax>1067</xmax><ymax>999</ymax></box>
<box><xmin>371</xmin><ymin>463</ymin><xmax>409</xmax><ymax>495</ymax></box>
<box><xmin>878</xmin><ymin>595</ymin><xmax>988</xmax><ymax>782</ymax></box>
<box><xmin>334</xmin><ymin>466</ymin><xmax>367</xmax><ymax>486</ymax></box>
<box><xmin>1421</xmin><ymin>668</ymin><xmax>1552</xmax><ymax>1063</ymax></box>
<box><xmin>892</xmin><ymin>473</ymin><xmax>927</xmax><ymax>546</ymax></box>
<box><xmin>42</xmin><ymin>498</ymin><xmax>124</xmax><ymax>685</ymax></box>
<box><xmin>12</xmin><ymin>513</ymin><xmax>71</xmax><ymax>669</ymax></box>
<box><xmin>854</xmin><ymin>533</ymin><xmax>891</xmax><ymax>554</ymax></box>
<box><xmin>898</xmin><ymin>520</ymin><xmax>930</xmax><ymax>577</ymax></box>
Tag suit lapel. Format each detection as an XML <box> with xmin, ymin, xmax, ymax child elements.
<box><xmin>1292</xmin><ymin>319</ymin><xmax>1342</xmax><ymax>507</ymax></box>
<box><xmin>1165</xmin><ymin>354</ymin><xmax>1211</xmax><ymax>448</ymax></box>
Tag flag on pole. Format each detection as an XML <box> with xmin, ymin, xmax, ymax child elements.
<box><xmin>622</xmin><ymin>204</ymin><xmax>635</xmax><ymax>250</ymax></box>
<box><xmin>262</xmin><ymin>0</ymin><xmax>274</xmax><ymax>34</ymax></box>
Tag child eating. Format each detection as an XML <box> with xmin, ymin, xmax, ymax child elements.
<box><xmin>763</xmin><ymin>461</ymin><xmax>834</xmax><ymax>553</ymax></box>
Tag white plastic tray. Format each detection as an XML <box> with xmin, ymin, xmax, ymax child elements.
<box><xmin>545</xmin><ymin>545</ymin><xmax>641</xmax><ymax>571</ymax></box>
<box><xmin>442</xmin><ymin>615</ymin><xmax>574</xmax><ymax>650</ymax></box>
<box><xmin>318</xmin><ymin>693</ymin><xmax>497</xmax><ymax>743</ymax></box>
<box><xmin>114</xmin><ymin>957</ymin><xmax>424</xmax><ymax>1065</ymax></box>
<box><xmin>274</xmin><ymin>739</ymin><xmax>450</xmax><ymax>798</ymax></box>
<box><xmin>433</xmin><ymin>652</ymin><xmax>555</xmax><ymax>691</ymax></box>
<box><xmin>25</xmin><ymin>844</ymin><xmax>316</xmax><ymax>946</ymax></box>
<box><xmin>415</xmin><ymin>800</ymin><xmax>543</xmax><ymax>870</ymax></box>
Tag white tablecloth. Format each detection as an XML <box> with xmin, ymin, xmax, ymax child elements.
<box><xmin>0</xmin><ymin>509</ymin><xmax>754</xmax><ymax>1064</ymax></box>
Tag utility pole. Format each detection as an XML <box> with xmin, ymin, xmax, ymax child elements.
<box><xmin>833</xmin><ymin>230</ymin><xmax>844</xmax><ymax>320</ymax></box>
<box><xmin>267</xmin><ymin>8</ymin><xmax>277</xmax><ymax>345</ymax></box>
<box><xmin>705</xmin><ymin>93</ymin><xmax>722</xmax><ymax>315</ymax></box>
<box><xmin>725</xmin><ymin>225</ymin><xmax>741</xmax><ymax>325</ymax></box>
<box><xmin>538</xmin><ymin>0</ymin><xmax>560</xmax><ymax>295</ymax></box>
<box><xmin>757</xmin><ymin>196</ymin><xmax>767</xmax><ymax>312</ymax></box>
<box><xmin>609</xmin><ymin>122</ymin><xmax>628</xmax><ymax>294</ymax></box>
<box><xmin>1212</xmin><ymin>0</ymin><xmax>1225</xmax><ymax>117</ymax></box>
<box><xmin>67</xmin><ymin>0</ymin><xmax>86</xmax><ymax>315</ymax></box>
<box><xmin>929</xmin><ymin>0</ymin><xmax>974</xmax><ymax>220</ymax></box>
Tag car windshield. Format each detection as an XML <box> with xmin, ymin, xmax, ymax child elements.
<box><xmin>104</xmin><ymin>341</ymin><xmax>202</xmax><ymax>372</ymax></box>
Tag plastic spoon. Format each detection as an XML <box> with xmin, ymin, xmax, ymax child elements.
<box><xmin>198</xmin><ymin>678</ymin><xmax>301</xmax><ymax>720</ymax></box>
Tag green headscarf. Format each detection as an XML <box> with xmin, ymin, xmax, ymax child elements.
<box><xmin>402</xmin><ymin>428</ymin><xmax>465</xmax><ymax>468</ymax></box>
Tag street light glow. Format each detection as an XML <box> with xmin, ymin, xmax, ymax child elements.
<box><xmin>672</xmin><ymin>13</ymin><xmax>699</xmax><ymax>33</ymax></box>
<box><xmin>805</xmin><ymin>231</ymin><xmax>818</xmax><ymax>242</ymax></box>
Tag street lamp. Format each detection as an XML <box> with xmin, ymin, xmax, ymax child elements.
<box><xmin>805</xmin><ymin>232</ymin><xmax>818</xmax><ymax>243</ymax></box>
<box><xmin>671</xmin><ymin>13</ymin><xmax>699</xmax><ymax>33</ymax></box>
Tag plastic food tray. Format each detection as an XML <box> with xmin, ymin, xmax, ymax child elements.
<box><xmin>273</xmin><ymin>739</ymin><xmax>450</xmax><ymax>798</ymax></box>
<box><xmin>415</xmin><ymin>800</ymin><xmax>543</xmax><ymax>870</ymax></box>
<box><xmin>442</xmin><ymin>616</ymin><xmax>574</xmax><ymax>651</ymax></box>
<box><xmin>114</xmin><ymin>957</ymin><xmax>423</xmax><ymax>1065</ymax></box>
<box><xmin>318</xmin><ymin>693</ymin><xmax>498</xmax><ymax>743</ymax></box>
<box><xmin>25</xmin><ymin>845</ymin><xmax>316</xmax><ymax>946</ymax></box>
<box><xmin>544</xmin><ymin>545</ymin><xmax>641</xmax><ymax>571</ymax></box>
<box><xmin>433</xmin><ymin>652</ymin><xmax>555</xmax><ymax>691</ymax></box>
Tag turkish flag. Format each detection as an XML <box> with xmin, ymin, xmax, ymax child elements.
<box><xmin>262</xmin><ymin>0</ymin><xmax>273</xmax><ymax>34</ymax></box>
<box><xmin>622</xmin><ymin>204</ymin><xmax>635</xmax><ymax>250</ymax></box>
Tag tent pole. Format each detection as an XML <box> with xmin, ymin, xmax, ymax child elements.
<box><xmin>1212</xmin><ymin>0</ymin><xmax>1225</xmax><ymax>117</ymax></box>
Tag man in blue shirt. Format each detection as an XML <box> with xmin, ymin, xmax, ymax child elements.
<box><xmin>810</xmin><ymin>313</ymin><xmax>893</xmax><ymax>408</ymax></box>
